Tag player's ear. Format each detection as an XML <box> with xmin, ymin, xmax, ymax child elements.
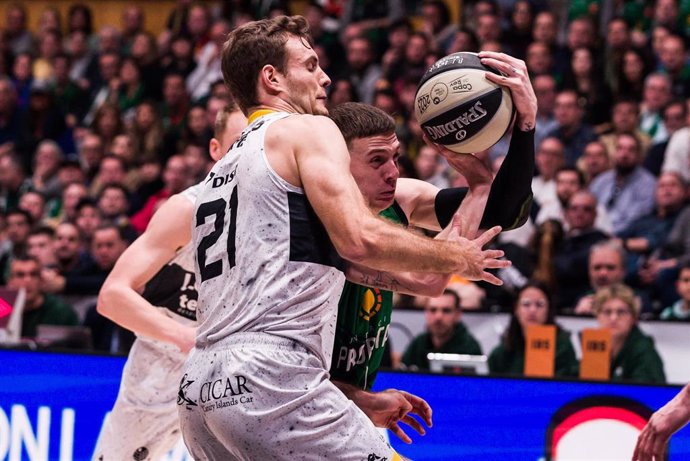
<box><xmin>209</xmin><ymin>138</ymin><xmax>222</xmax><ymax>162</ymax></box>
<box><xmin>259</xmin><ymin>64</ymin><xmax>282</xmax><ymax>94</ymax></box>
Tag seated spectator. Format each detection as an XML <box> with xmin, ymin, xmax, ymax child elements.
<box><xmin>546</xmin><ymin>89</ymin><xmax>597</xmax><ymax>167</ymax></box>
<box><xmin>29</xmin><ymin>140</ymin><xmax>63</xmax><ymax>201</ymax></box>
<box><xmin>42</xmin><ymin>224</ymin><xmax>128</xmax><ymax>297</ymax></box>
<box><xmin>593</xmin><ymin>284</ymin><xmax>666</xmax><ymax>383</ymax></box>
<box><xmin>401</xmin><ymin>290</ymin><xmax>481</xmax><ymax>371</ymax></box>
<box><xmin>26</xmin><ymin>226</ymin><xmax>58</xmax><ymax>269</ymax></box>
<box><xmin>589</xmin><ymin>132</ymin><xmax>657</xmax><ymax>235</ymax></box>
<box><xmin>639</xmin><ymin>73</ymin><xmax>671</xmax><ymax>144</ymax></box>
<box><xmin>0</xmin><ymin>208</ymin><xmax>33</xmax><ymax>284</ymax></box>
<box><xmin>644</xmin><ymin>99</ymin><xmax>687</xmax><ymax>176</ymax></box>
<box><xmin>488</xmin><ymin>282</ymin><xmax>578</xmax><ymax>377</ymax></box>
<box><xmin>598</xmin><ymin>98</ymin><xmax>651</xmax><ymax>159</ymax></box>
<box><xmin>536</xmin><ymin>167</ymin><xmax>613</xmax><ymax>233</ymax></box>
<box><xmin>130</xmin><ymin>155</ymin><xmax>190</xmax><ymax>233</ymax></box>
<box><xmin>6</xmin><ymin>255</ymin><xmax>78</xmax><ymax>339</ymax></box>
<box><xmin>18</xmin><ymin>190</ymin><xmax>47</xmax><ymax>224</ymax></box>
<box><xmin>0</xmin><ymin>154</ymin><xmax>31</xmax><ymax>212</ymax></box>
<box><xmin>532</xmin><ymin>137</ymin><xmax>564</xmax><ymax>209</ymax></box>
<box><xmin>573</xmin><ymin>240</ymin><xmax>627</xmax><ymax>315</ymax></box>
<box><xmin>97</xmin><ymin>183</ymin><xmax>138</xmax><ymax>242</ymax></box>
<box><xmin>74</xmin><ymin>198</ymin><xmax>103</xmax><ymax>246</ymax></box>
<box><xmin>660</xmin><ymin>263</ymin><xmax>690</xmax><ymax>320</ymax></box>
<box><xmin>578</xmin><ymin>140</ymin><xmax>611</xmax><ymax>185</ymax></box>
<box><xmin>635</xmin><ymin>199</ymin><xmax>690</xmax><ymax>310</ymax></box>
<box><xmin>53</xmin><ymin>222</ymin><xmax>93</xmax><ymax>276</ymax></box>
<box><xmin>553</xmin><ymin>191</ymin><xmax>610</xmax><ymax>310</ymax></box>
<box><xmin>619</xmin><ymin>172</ymin><xmax>687</xmax><ymax>290</ymax></box>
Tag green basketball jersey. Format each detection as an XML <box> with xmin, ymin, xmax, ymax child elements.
<box><xmin>329</xmin><ymin>203</ymin><xmax>408</xmax><ymax>390</ymax></box>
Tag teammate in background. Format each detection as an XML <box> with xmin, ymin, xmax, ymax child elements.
<box><xmin>633</xmin><ymin>383</ymin><xmax>690</xmax><ymax>461</ymax></box>
<box><xmin>328</xmin><ymin>50</ymin><xmax>537</xmax><ymax>442</ymax></box>
<box><xmin>178</xmin><ymin>16</ymin><xmax>515</xmax><ymax>460</ymax></box>
<box><xmin>92</xmin><ymin>104</ymin><xmax>247</xmax><ymax>461</ymax></box>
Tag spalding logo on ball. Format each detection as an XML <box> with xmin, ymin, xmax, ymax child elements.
<box><xmin>415</xmin><ymin>52</ymin><xmax>514</xmax><ymax>154</ymax></box>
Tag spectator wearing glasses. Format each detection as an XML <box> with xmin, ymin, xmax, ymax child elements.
<box><xmin>488</xmin><ymin>282</ymin><xmax>578</xmax><ymax>377</ymax></box>
<box><xmin>593</xmin><ymin>283</ymin><xmax>665</xmax><ymax>383</ymax></box>
<box><xmin>401</xmin><ymin>290</ymin><xmax>481</xmax><ymax>371</ymax></box>
<box><xmin>554</xmin><ymin>190</ymin><xmax>610</xmax><ymax>310</ymax></box>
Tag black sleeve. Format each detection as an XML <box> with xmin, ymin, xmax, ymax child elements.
<box><xmin>480</xmin><ymin>125</ymin><xmax>534</xmax><ymax>230</ymax></box>
<box><xmin>434</xmin><ymin>125</ymin><xmax>535</xmax><ymax>230</ymax></box>
<box><xmin>434</xmin><ymin>187</ymin><xmax>469</xmax><ymax>228</ymax></box>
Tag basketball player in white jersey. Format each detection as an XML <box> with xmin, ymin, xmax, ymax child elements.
<box><xmin>178</xmin><ymin>16</ymin><xmax>510</xmax><ymax>460</ymax></box>
<box><xmin>92</xmin><ymin>104</ymin><xmax>247</xmax><ymax>461</ymax></box>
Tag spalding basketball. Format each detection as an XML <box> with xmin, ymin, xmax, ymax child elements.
<box><xmin>415</xmin><ymin>52</ymin><xmax>514</xmax><ymax>154</ymax></box>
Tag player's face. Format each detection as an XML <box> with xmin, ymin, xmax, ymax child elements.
<box><xmin>348</xmin><ymin>133</ymin><xmax>400</xmax><ymax>211</ymax></box>
<box><xmin>596</xmin><ymin>298</ymin><xmax>635</xmax><ymax>340</ymax></box>
<box><xmin>282</xmin><ymin>36</ymin><xmax>331</xmax><ymax>116</ymax></box>
<box><xmin>515</xmin><ymin>286</ymin><xmax>549</xmax><ymax>331</ymax></box>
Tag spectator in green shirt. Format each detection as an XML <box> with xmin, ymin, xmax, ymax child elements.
<box><xmin>402</xmin><ymin>289</ymin><xmax>482</xmax><ymax>371</ymax></box>
<box><xmin>7</xmin><ymin>255</ymin><xmax>78</xmax><ymax>338</ymax></box>
<box><xmin>594</xmin><ymin>283</ymin><xmax>666</xmax><ymax>383</ymax></box>
<box><xmin>489</xmin><ymin>281</ymin><xmax>579</xmax><ymax>377</ymax></box>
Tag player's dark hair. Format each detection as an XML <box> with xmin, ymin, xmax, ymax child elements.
<box><xmin>329</xmin><ymin>102</ymin><xmax>396</xmax><ymax>147</ymax></box>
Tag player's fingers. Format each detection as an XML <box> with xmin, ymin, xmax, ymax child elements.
<box><xmin>401</xmin><ymin>391</ymin><xmax>433</xmax><ymax>426</ymax></box>
<box><xmin>389</xmin><ymin>422</ymin><xmax>412</xmax><ymax>444</ymax></box>
<box><xmin>483</xmin><ymin>258</ymin><xmax>511</xmax><ymax>269</ymax></box>
<box><xmin>481</xmin><ymin>272</ymin><xmax>504</xmax><ymax>286</ymax></box>
<box><xmin>474</xmin><ymin>226</ymin><xmax>502</xmax><ymax>247</ymax></box>
<box><xmin>400</xmin><ymin>414</ymin><xmax>426</xmax><ymax>436</ymax></box>
<box><xmin>482</xmin><ymin>249</ymin><xmax>505</xmax><ymax>260</ymax></box>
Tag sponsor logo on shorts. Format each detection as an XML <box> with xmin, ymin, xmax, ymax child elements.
<box><xmin>416</xmin><ymin>93</ymin><xmax>431</xmax><ymax>115</ymax></box>
<box><xmin>449</xmin><ymin>75</ymin><xmax>473</xmax><ymax>93</ymax></box>
<box><xmin>199</xmin><ymin>375</ymin><xmax>254</xmax><ymax>413</ymax></box>
<box><xmin>368</xmin><ymin>453</ymin><xmax>388</xmax><ymax>461</ymax></box>
<box><xmin>430</xmin><ymin>82</ymin><xmax>448</xmax><ymax>104</ymax></box>
<box><xmin>177</xmin><ymin>374</ymin><xmax>198</xmax><ymax>409</ymax></box>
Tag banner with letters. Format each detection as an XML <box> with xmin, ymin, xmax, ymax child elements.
<box><xmin>1</xmin><ymin>349</ymin><xmax>689</xmax><ymax>460</ymax></box>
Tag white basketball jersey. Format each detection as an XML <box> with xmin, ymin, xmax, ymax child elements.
<box><xmin>192</xmin><ymin>112</ymin><xmax>346</xmax><ymax>367</ymax></box>
<box><xmin>136</xmin><ymin>184</ymin><xmax>201</xmax><ymax>348</ymax></box>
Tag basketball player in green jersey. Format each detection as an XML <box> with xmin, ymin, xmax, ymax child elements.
<box><xmin>329</xmin><ymin>51</ymin><xmax>538</xmax><ymax>444</ymax></box>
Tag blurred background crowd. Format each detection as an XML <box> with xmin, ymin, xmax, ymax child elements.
<box><xmin>1</xmin><ymin>0</ymin><xmax>689</xmax><ymax>383</ymax></box>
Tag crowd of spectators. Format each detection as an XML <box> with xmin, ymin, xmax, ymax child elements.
<box><xmin>0</xmin><ymin>0</ymin><xmax>689</xmax><ymax>383</ymax></box>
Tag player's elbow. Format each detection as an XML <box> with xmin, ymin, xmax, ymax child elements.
<box><xmin>334</xmin><ymin>229</ymin><xmax>379</xmax><ymax>265</ymax></box>
<box><xmin>96</xmin><ymin>282</ymin><xmax>119</xmax><ymax>319</ymax></box>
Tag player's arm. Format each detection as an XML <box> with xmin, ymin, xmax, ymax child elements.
<box><xmin>332</xmin><ymin>380</ymin><xmax>432</xmax><ymax>444</ymax></box>
<box><xmin>290</xmin><ymin>116</ymin><xmax>508</xmax><ymax>279</ymax></box>
<box><xmin>633</xmin><ymin>382</ymin><xmax>690</xmax><ymax>461</ymax></box>
<box><xmin>97</xmin><ymin>194</ymin><xmax>196</xmax><ymax>353</ymax></box>
<box><xmin>345</xmin><ymin>202</ymin><xmax>504</xmax><ymax>295</ymax></box>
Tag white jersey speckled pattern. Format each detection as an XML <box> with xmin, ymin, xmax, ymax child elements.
<box><xmin>192</xmin><ymin>112</ymin><xmax>345</xmax><ymax>368</ymax></box>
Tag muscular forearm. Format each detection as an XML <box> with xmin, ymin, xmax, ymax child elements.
<box><xmin>353</xmin><ymin>215</ymin><xmax>492</xmax><ymax>277</ymax></box>
<box><xmin>98</xmin><ymin>283</ymin><xmax>194</xmax><ymax>351</ymax></box>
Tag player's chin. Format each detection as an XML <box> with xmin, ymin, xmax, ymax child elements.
<box><xmin>314</xmin><ymin>99</ymin><xmax>329</xmax><ymax>115</ymax></box>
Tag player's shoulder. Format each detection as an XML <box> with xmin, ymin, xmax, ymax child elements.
<box><xmin>272</xmin><ymin>113</ymin><xmax>340</xmax><ymax>137</ymax></box>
